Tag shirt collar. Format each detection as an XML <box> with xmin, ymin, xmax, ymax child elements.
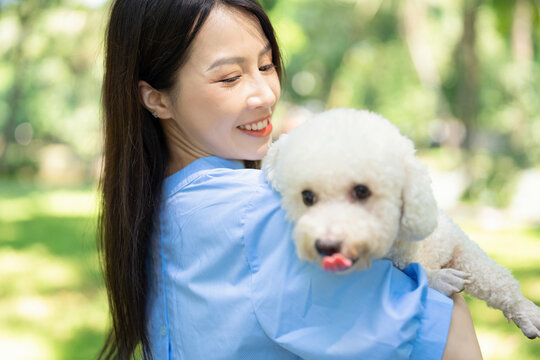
<box><xmin>163</xmin><ymin>156</ymin><xmax>245</xmax><ymax>198</ymax></box>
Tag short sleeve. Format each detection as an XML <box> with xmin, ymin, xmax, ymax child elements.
<box><xmin>243</xmin><ymin>177</ymin><xmax>453</xmax><ymax>360</ymax></box>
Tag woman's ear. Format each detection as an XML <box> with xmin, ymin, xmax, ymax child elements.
<box><xmin>138</xmin><ymin>80</ymin><xmax>174</xmax><ymax>119</ymax></box>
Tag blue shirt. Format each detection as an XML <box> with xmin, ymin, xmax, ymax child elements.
<box><xmin>147</xmin><ymin>156</ymin><xmax>453</xmax><ymax>359</ymax></box>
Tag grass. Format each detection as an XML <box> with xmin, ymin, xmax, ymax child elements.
<box><xmin>456</xmin><ymin>224</ymin><xmax>540</xmax><ymax>359</ymax></box>
<box><xmin>1</xmin><ymin>181</ymin><xmax>539</xmax><ymax>359</ymax></box>
<box><xmin>0</xmin><ymin>181</ymin><xmax>107</xmax><ymax>360</ymax></box>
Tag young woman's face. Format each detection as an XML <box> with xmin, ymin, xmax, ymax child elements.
<box><xmin>166</xmin><ymin>6</ymin><xmax>280</xmax><ymax>162</ymax></box>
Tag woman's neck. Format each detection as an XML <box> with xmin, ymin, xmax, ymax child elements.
<box><xmin>160</xmin><ymin>119</ymin><xmax>209</xmax><ymax>176</ymax></box>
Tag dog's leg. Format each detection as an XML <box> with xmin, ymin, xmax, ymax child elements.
<box><xmin>410</xmin><ymin>211</ymin><xmax>473</xmax><ymax>296</ymax></box>
<box><xmin>424</xmin><ymin>268</ymin><xmax>471</xmax><ymax>297</ymax></box>
<box><xmin>437</xmin><ymin>212</ymin><xmax>540</xmax><ymax>339</ymax></box>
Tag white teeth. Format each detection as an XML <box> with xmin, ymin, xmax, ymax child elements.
<box><xmin>239</xmin><ymin>118</ymin><xmax>269</xmax><ymax>131</ymax></box>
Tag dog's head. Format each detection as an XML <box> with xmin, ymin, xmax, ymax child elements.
<box><xmin>263</xmin><ymin>108</ymin><xmax>438</xmax><ymax>272</ymax></box>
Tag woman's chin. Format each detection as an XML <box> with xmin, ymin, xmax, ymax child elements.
<box><xmin>245</xmin><ymin>139</ymin><xmax>273</xmax><ymax>161</ymax></box>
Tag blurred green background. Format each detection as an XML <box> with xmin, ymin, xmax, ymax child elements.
<box><xmin>1</xmin><ymin>0</ymin><xmax>539</xmax><ymax>359</ymax></box>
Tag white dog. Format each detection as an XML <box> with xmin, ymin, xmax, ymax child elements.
<box><xmin>263</xmin><ymin>108</ymin><xmax>540</xmax><ymax>339</ymax></box>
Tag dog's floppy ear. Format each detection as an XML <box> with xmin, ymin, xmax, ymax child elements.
<box><xmin>399</xmin><ymin>153</ymin><xmax>439</xmax><ymax>241</ymax></box>
<box><xmin>263</xmin><ymin>133</ymin><xmax>288</xmax><ymax>192</ymax></box>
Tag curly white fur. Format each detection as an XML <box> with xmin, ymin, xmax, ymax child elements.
<box><xmin>263</xmin><ymin>108</ymin><xmax>540</xmax><ymax>339</ymax></box>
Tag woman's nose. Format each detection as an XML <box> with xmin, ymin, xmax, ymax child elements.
<box><xmin>247</xmin><ymin>75</ymin><xmax>277</xmax><ymax>109</ymax></box>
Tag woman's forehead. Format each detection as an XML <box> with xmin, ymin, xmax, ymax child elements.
<box><xmin>188</xmin><ymin>6</ymin><xmax>269</xmax><ymax>64</ymax></box>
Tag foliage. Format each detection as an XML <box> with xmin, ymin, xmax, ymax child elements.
<box><xmin>1</xmin><ymin>0</ymin><xmax>539</xmax><ymax>204</ymax></box>
<box><xmin>268</xmin><ymin>0</ymin><xmax>540</xmax><ymax>206</ymax></box>
<box><xmin>0</xmin><ymin>0</ymin><xmax>105</xmax><ymax>178</ymax></box>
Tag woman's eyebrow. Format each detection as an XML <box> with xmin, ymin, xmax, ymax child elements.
<box><xmin>205</xmin><ymin>44</ymin><xmax>272</xmax><ymax>72</ymax></box>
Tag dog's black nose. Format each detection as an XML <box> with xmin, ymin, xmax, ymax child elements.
<box><xmin>315</xmin><ymin>239</ymin><xmax>342</xmax><ymax>256</ymax></box>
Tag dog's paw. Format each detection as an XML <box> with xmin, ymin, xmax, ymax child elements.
<box><xmin>427</xmin><ymin>268</ymin><xmax>472</xmax><ymax>297</ymax></box>
<box><xmin>505</xmin><ymin>299</ymin><xmax>540</xmax><ymax>339</ymax></box>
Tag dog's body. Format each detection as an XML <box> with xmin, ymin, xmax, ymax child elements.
<box><xmin>395</xmin><ymin>210</ymin><xmax>538</xmax><ymax>338</ymax></box>
<box><xmin>263</xmin><ymin>108</ymin><xmax>540</xmax><ymax>339</ymax></box>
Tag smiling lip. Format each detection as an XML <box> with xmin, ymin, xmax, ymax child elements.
<box><xmin>237</xmin><ymin>116</ymin><xmax>273</xmax><ymax>138</ymax></box>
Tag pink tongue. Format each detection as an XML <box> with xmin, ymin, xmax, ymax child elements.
<box><xmin>323</xmin><ymin>253</ymin><xmax>353</xmax><ymax>272</ymax></box>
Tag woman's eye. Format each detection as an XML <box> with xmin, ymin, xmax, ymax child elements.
<box><xmin>301</xmin><ymin>190</ymin><xmax>317</xmax><ymax>206</ymax></box>
<box><xmin>220</xmin><ymin>76</ymin><xmax>240</xmax><ymax>84</ymax></box>
<box><xmin>259</xmin><ymin>64</ymin><xmax>275</xmax><ymax>72</ymax></box>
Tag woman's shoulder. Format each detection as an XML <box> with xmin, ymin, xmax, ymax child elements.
<box><xmin>160</xmin><ymin>156</ymin><xmax>285</xmax><ymax>234</ymax></box>
<box><xmin>163</xmin><ymin>157</ymin><xmax>276</xmax><ymax>201</ymax></box>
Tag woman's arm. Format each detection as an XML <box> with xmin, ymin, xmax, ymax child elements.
<box><xmin>442</xmin><ymin>293</ymin><xmax>483</xmax><ymax>360</ymax></box>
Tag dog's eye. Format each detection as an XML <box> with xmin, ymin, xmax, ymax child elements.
<box><xmin>353</xmin><ymin>185</ymin><xmax>371</xmax><ymax>200</ymax></box>
<box><xmin>301</xmin><ymin>190</ymin><xmax>317</xmax><ymax>206</ymax></box>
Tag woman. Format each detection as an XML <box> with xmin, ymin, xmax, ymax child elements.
<box><xmin>98</xmin><ymin>0</ymin><xmax>483</xmax><ymax>359</ymax></box>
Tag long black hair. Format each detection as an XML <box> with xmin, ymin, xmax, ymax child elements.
<box><xmin>98</xmin><ymin>0</ymin><xmax>283</xmax><ymax>358</ymax></box>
